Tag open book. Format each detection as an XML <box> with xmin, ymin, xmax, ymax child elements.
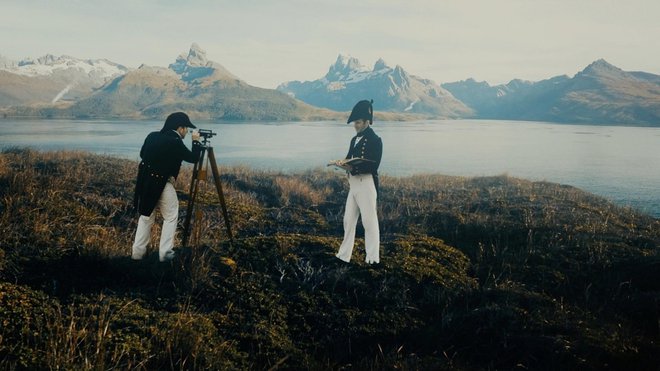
<box><xmin>327</xmin><ymin>157</ymin><xmax>375</xmax><ymax>171</ymax></box>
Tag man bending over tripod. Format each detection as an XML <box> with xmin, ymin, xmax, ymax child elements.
<box><xmin>132</xmin><ymin>112</ymin><xmax>202</xmax><ymax>262</ymax></box>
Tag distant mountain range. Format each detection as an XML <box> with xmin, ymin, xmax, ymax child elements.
<box><xmin>0</xmin><ymin>44</ymin><xmax>334</xmax><ymax>121</ymax></box>
<box><xmin>280</xmin><ymin>56</ymin><xmax>660</xmax><ymax>126</ymax></box>
<box><xmin>441</xmin><ymin>59</ymin><xmax>660</xmax><ymax>126</ymax></box>
<box><xmin>1</xmin><ymin>45</ymin><xmax>659</xmax><ymax>125</ymax></box>
<box><xmin>0</xmin><ymin>54</ymin><xmax>127</xmax><ymax>106</ymax></box>
<box><xmin>277</xmin><ymin>55</ymin><xmax>473</xmax><ymax>119</ymax></box>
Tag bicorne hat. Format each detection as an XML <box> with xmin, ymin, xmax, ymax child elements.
<box><xmin>347</xmin><ymin>99</ymin><xmax>373</xmax><ymax>124</ymax></box>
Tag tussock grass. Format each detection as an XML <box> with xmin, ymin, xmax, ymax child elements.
<box><xmin>0</xmin><ymin>148</ymin><xmax>658</xmax><ymax>370</ymax></box>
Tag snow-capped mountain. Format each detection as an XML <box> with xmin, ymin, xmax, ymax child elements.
<box><xmin>4</xmin><ymin>46</ymin><xmax>659</xmax><ymax>125</ymax></box>
<box><xmin>167</xmin><ymin>42</ymin><xmax>239</xmax><ymax>82</ymax></box>
<box><xmin>6</xmin><ymin>54</ymin><xmax>126</xmax><ymax>80</ymax></box>
<box><xmin>19</xmin><ymin>44</ymin><xmax>332</xmax><ymax>121</ymax></box>
<box><xmin>0</xmin><ymin>54</ymin><xmax>128</xmax><ymax>106</ymax></box>
<box><xmin>322</xmin><ymin>54</ymin><xmax>373</xmax><ymax>85</ymax></box>
<box><xmin>277</xmin><ymin>54</ymin><xmax>473</xmax><ymax>118</ymax></box>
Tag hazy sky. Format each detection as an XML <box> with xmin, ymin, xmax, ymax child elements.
<box><xmin>1</xmin><ymin>0</ymin><xmax>659</xmax><ymax>89</ymax></box>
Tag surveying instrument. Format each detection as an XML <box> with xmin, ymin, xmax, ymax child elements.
<box><xmin>182</xmin><ymin>129</ymin><xmax>233</xmax><ymax>247</ymax></box>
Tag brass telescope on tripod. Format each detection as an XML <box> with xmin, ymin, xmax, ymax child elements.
<box><xmin>181</xmin><ymin>129</ymin><xmax>233</xmax><ymax>247</ymax></box>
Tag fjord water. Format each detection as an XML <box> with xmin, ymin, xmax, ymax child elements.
<box><xmin>1</xmin><ymin>119</ymin><xmax>658</xmax><ymax>217</ymax></box>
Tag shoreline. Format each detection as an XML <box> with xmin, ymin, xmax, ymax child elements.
<box><xmin>3</xmin><ymin>146</ymin><xmax>659</xmax><ymax>219</ymax></box>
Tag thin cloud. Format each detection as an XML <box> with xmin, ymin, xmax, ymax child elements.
<box><xmin>1</xmin><ymin>0</ymin><xmax>658</xmax><ymax>88</ymax></box>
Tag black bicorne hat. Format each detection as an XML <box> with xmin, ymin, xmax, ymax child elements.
<box><xmin>162</xmin><ymin>112</ymin><xmax>196</xmax><ymax>131</ymax></box>
<box><xmin>347</xmin><ymin>99</ymin><xmax>374</xmax><ymax>124</ymax></box>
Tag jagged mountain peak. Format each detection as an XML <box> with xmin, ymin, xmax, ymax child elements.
<box><xmin>585</xmin><ymin>58</ymin><xmax>616</xmax><ymax>70</ymax></box>
<box><xmin>186</xmin><ymin>42</ymin><xmax>209</xmax><ymax>67</ymax></box>
<box><xmin>324</xmin><ymin>55</ymin><xmax>402</xmax><ymax>83</ymax></box>
<box><xmin>167</xmin><ymin>43</ymin><xmax>238</xmax><ymax>82</ymax></box>
<box><xmin>578</xmin><ymin>59</ymin><xmax>626</xmax><ymax>79</ymax></box>
<box><xmin>334</xmin><ymin>54</ymin><xmax>364</xmax><ymax>70</ymax></box>
<box><xmin>373</xmin><ymin>58</ymin><xmax>390</xmax><ymax>72</ymax></box>
<box><xmin>279</xmin><ymin>54</ymin><xmax>472</xmax><ymax>117</ymax></box>
<box><xmin>169</xmin><ymin>43</ymin><xmax>212</xmax><ymax>73</ymax></box>
<box><xmin>325</xmin><ymin>54</ymin><xmax>370</xmax><ymax>81</ymax></box>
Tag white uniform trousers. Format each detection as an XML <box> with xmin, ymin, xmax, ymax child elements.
<box><xmin>132</xmin><ymin>182</ymin><xmax>179</xmax><ymax>262</ymax></box>
<box><xmin>336</xmin><ymin>173</ymin><xmax>380</xmax><ymax>264</ymax></box>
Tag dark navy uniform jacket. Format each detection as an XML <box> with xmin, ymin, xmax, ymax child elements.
<box><xmin>133</xmin><ymin>130</ymin><xmax>202</xmax><ymax>216</ymax></box>
<box><xmin>345</xmin><ymin>126</ymin><xmax>383</xmax><ymax>192</ymax></box>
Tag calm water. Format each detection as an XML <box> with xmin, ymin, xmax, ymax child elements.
<box><xmin>1</xmin><ymin>119</ymin><xmax>659</xmax><ymax>217</ymax></box>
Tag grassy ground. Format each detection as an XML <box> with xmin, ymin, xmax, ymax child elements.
<box><xmin>0</xmin><ymin>148</ymin><xmax>658</xmax><ymax>370</ymax></box>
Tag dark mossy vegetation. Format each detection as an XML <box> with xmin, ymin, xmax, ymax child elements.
<box><xmin>0</xmin><ymin>148</ymin><xmax>658</xmax><ymax>370</ymax></box>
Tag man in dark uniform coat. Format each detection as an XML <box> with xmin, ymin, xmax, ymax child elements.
<box><xmin>334</xmin><ymin>100</ymin><xmax>383</xmax><ymax>264</ymax></box>
<box><xmin>132</xmin><ymin>112</ymin><xmax>202</xmax><ymax>262</ymax></box>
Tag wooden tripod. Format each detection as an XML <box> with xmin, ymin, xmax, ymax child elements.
<box><xmin>182</xmin><ymin>145</ymin><xmax>233</xmax><ymax>247</ymax></box>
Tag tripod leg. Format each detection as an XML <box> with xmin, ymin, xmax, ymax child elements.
<box><xmin>191</xmin><ymin>208</ymin><xmax>203</xmax><ymax>247</ymax></box>
<box><xmin>182</xmin><ymin>147</ymin><xmax>206</xmax><ymax>247</ymax></box>
<box><xmin>207</xmin><ymin>147</ymin><xmax>233</xmax><ymax>242</ymax></box>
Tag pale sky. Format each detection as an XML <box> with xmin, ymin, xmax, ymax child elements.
<box><xmin>1</xmin><ymin>0</ymin><xmax>659</xmax><ymax>89</ymax></box>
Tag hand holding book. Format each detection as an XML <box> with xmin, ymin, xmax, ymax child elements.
<box><xmin>327</xmin><ymin>157</ymin><xmax>375</xmax><ymax>171</ymax></box>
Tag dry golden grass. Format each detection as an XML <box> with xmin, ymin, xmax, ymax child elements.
<box><xmin>1</xmin><ymin>149</ymin><xmax>658</xmax><ymax>370</ymax></box>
